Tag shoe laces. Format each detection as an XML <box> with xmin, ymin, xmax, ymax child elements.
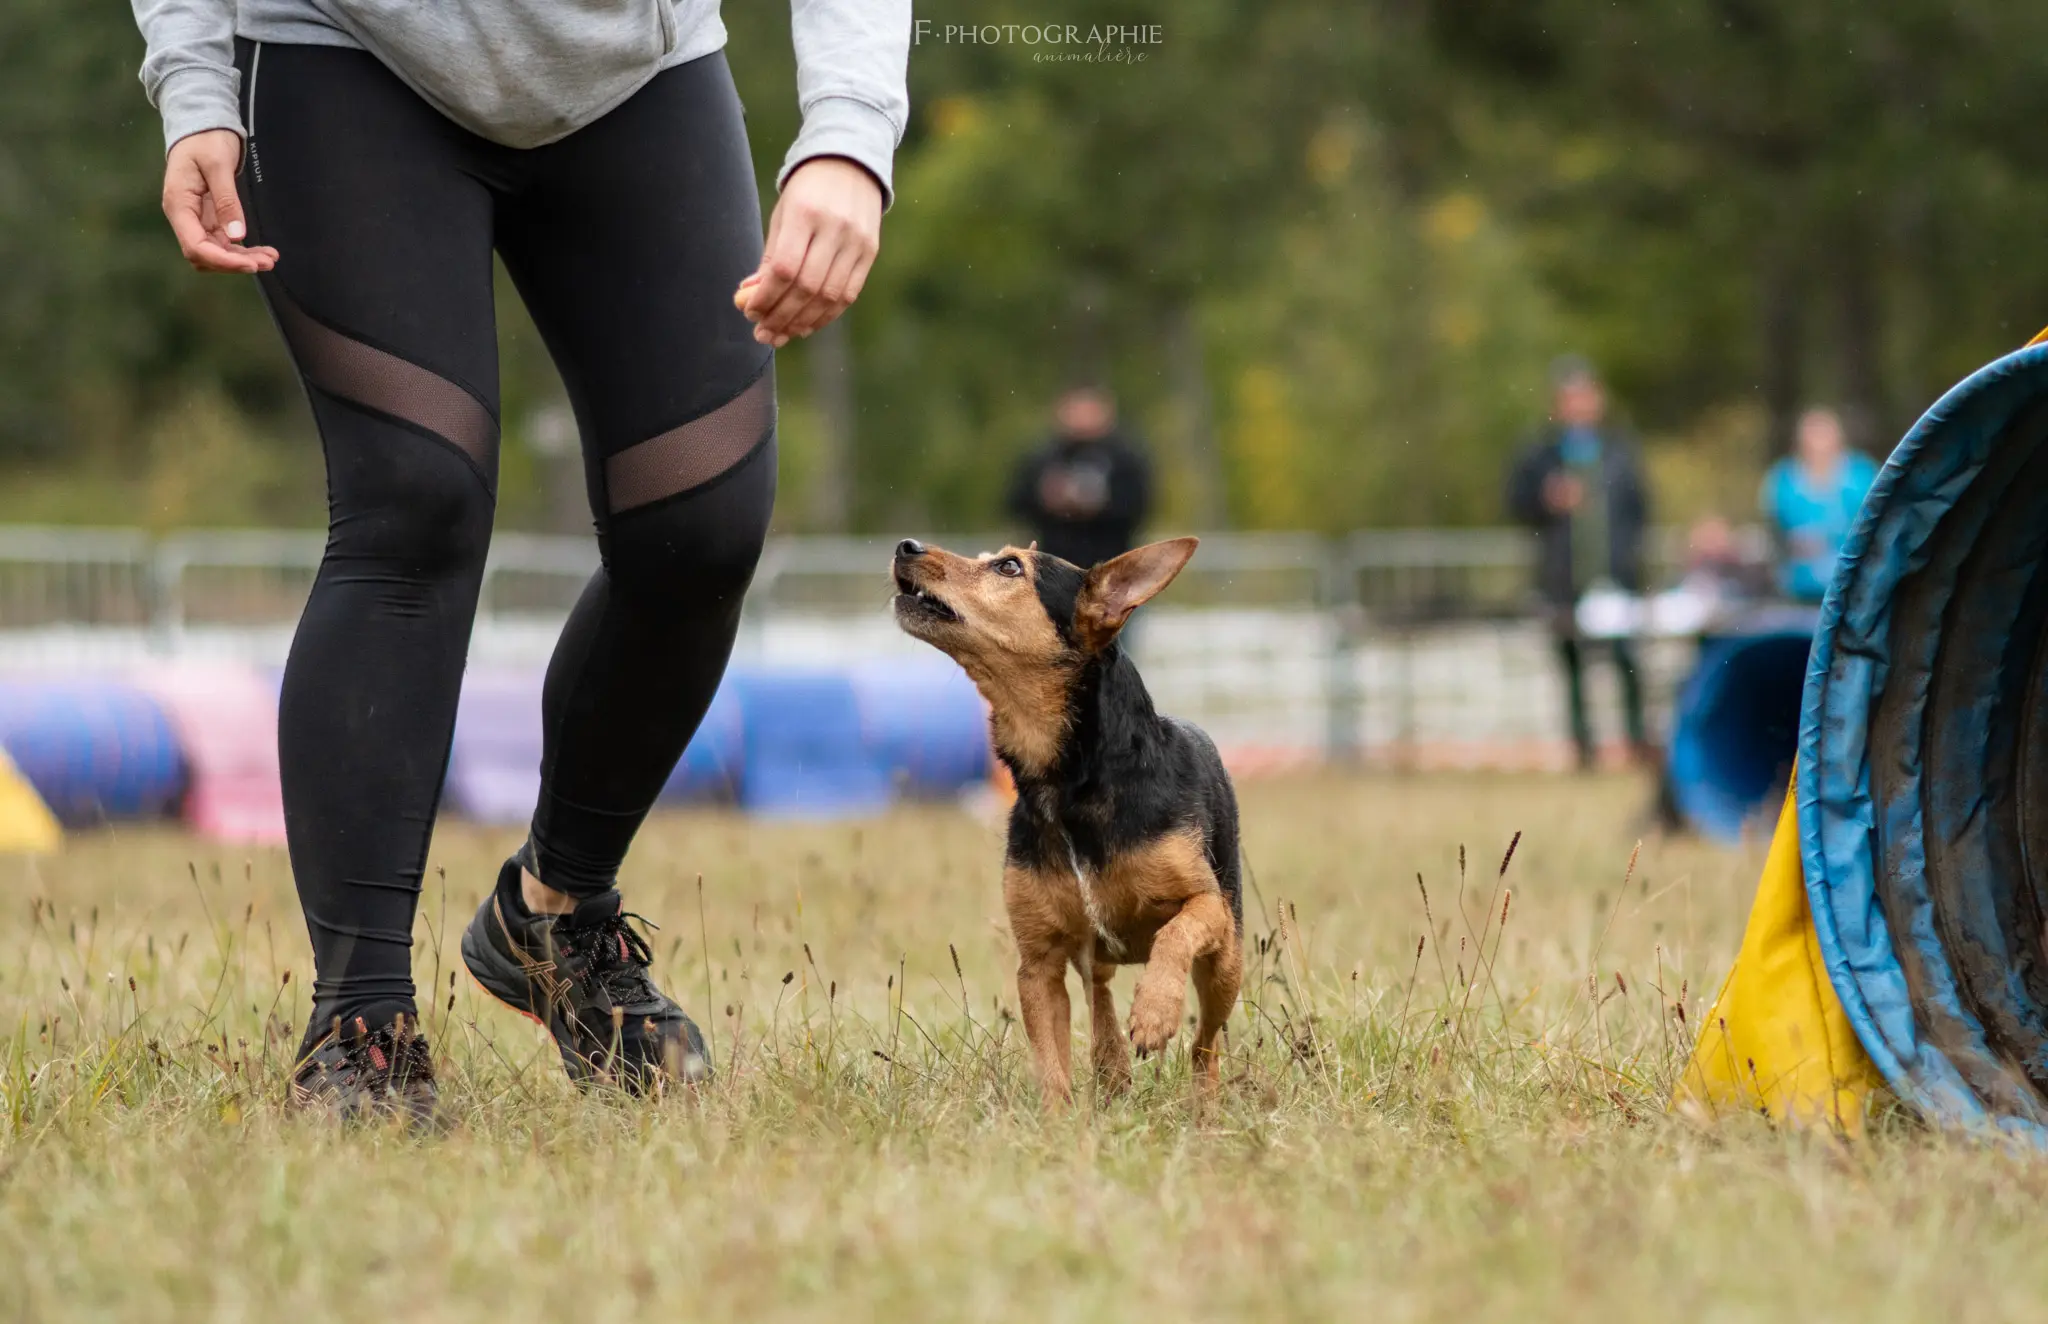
<box><xmin>563</xmin><ymin>910</ymin><xmax>662</xmax><ymax>1007</ymax></box>
<box><xmin>305</xmin><ymin>1015</ymin><xmax>436</xmax><ymax>1089</ymax></box>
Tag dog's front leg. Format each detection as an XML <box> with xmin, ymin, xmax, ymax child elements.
<box><xmin>1015</xmin><ymin>946</ymin><xmax>1074</xmax><ymax>1107</ymax></box>
<box><xmin>1127</xmin><ymin>891</ymin><xmax>1234</xmax><ymax>1061</ymax></box>
<box><xmin>1191</xmin><ymin>938</ymin><xmax>1243</xmax><ymax>1088</ymax></box>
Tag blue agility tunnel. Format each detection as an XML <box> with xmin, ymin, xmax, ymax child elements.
<box><xmin>0</xmin><ymin>681</ymin><xmax>187</xmax><ymax>825</ymax></box>
<box><xmin>660</xmin><ymin>679</ymin><xmax>744</xmax><ymax>802</ymax></box>
<box><xmin>1666</xmin><ymin>606</ymin><xmax>1821</xmax><ymax>843</ymax></box>
<box><xmin>728</xmin><ymin>670</ymin><xmax>895</xmax><ymax>818</ymax></box>
<box><xmin>1797</xmin><ymin>336</ymin><xmax>2048</xmax><ymax>1137</ymax></box>
<box><xmin>413</xmin><ymin>662</ymin><xmax>988</xmax><ymax>824</ymax></box>
<box><xmin>447</xmin><ymin>670</ymin><xmax>746</xmax><ymax>823</ymax></box>
<box><xmin>848</xmin><ymin>657</ymin><xmax>991</xmax><ymax>795</ymax></box>
<box><xmin>725</xmin><ymin>662</ymin><xmax>991</xmax><ymax>817</ymax></box>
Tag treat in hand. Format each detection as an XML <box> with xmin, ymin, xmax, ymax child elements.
<box><xmin>733</xmin><ymin>274</ymin><xmax>761</xmax><ymax>313</ymax></box>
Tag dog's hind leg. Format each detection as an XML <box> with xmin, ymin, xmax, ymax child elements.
<box><xmin>1191</xmin><ymin>936</ymin><xmax>1243</xmax><ymax>1090</ymax></box>
<box><xmin>1087</xmin><ymin>956</ymin><xmax>1131</xmax><ymax>1097</ymax></box>
<box><xmin>1127</xmin><ymin>890</ymin><xmax>1233</xmax><ymax>1061</ymax></box>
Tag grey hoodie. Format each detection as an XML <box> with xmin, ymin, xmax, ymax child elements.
<box><xmin>131</xmin><ymin>0</ymin><xmax>911</xmax><ymax>200</ymax></box>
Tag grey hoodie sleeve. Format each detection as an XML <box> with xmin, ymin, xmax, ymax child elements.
<box><xmin>130</xmin><ymin>0</ymin><xmax>907</xmax><ymax>194</ymax></box>
<box><xmin>131</xmin><ymin>0</ymin><xmax>244</xmax><ymax>152</ymax></box>
<box><xmin>778</xmin><ymin>0</ymin><xmax>911</xmax><ymax>207</ymax></box>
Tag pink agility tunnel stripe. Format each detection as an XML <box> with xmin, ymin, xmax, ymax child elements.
<box><xmin>132</xmin><ymin>662</ymin><xmax>287</xmax><ymax>844</ymax></box>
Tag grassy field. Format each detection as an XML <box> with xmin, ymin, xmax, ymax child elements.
<box><xmin>3</xmin><ymin>771</ymin><xmax>2045</xmax><ymax>1321</ymax></box>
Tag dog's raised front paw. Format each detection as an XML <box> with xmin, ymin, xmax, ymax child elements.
<box><xmin>1127</xmin><ymin>986</ymin><xmax>1181</xmax><ymax>1058</ymax></box>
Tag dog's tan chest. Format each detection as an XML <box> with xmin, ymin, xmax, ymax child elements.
<box><xmin>1002</xmin><ymin>827</ymin><xmax>1214</xmax><ymax>963</ymax></box>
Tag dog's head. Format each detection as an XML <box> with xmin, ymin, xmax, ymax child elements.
<box><xmin>890</xmin><ymin>536</ymin><xmax>1198</xmax><ymax>772</ymax></box>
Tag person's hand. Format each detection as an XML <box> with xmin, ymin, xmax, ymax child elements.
<box><xmin>734</xmin><ymin>157</ymin><xmax>882</xmax><ymax>348</ymax></box>
<box><xmin>162</xmin><ymin>129</ymin><xmax>278</xmax><ymax>274</ymax></box>
<box><xmin>1038</xmin><ymin>471</ymin><xmax>1083</xmax><ymax>518</ymax></box>
<box><xmin>1542</xmin><ymin>472</ymin><xmax>1585</xmax><ymax>514</ymax></box>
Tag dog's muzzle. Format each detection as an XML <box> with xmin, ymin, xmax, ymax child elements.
<box><xmin>891</xmin><ymin>542</ymin><xmax>959</xmax><ymax>624</ymax></box>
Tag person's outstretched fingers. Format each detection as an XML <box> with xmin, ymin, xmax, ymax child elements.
<box><xmin>744</xmin><ymin>158</ymin><xmax>885</xmax><ymax>344</ymax></box>
<box><xmin>163</xmin><ymin>158</ymin><xmax>221</xmax><ymax>271</ymax></box>
<box><xmin>745</xmin><ymin>207</ymin><xmax>809</xmax><ymax>346</ymax></box>
<box><xmin>772</xmin><ymin>225</ymin><xmax>843</xmax><ymax>339</ymax></box>
<box><xmin>162</xmin><ymin>129</ymin><xmax>278</xmax><ymax>274</ymax></box>
<box><xmin>197</xmin><ymin>153</ymin><xmax>250</xmax><ymax>247</ymax></box>
<box><xmin>786</xmin><ymin>242</ymin><xmax>865</xmax><ymax>338</ymax></box>
<box><xmin>197</xmin><ymin>152</ymin><xmax>276</xmax><ymax>272</ymax></box>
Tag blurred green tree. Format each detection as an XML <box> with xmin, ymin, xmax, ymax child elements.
<box><xmin>0</xmin><ymin>0</ymin><xmax>297</xmax><ymax>469</ymax></box>
<box><xmin>1427</xmin><ymin>0</ymin><xmax>2048</xmax><ymax>460</ymax></box>
<box><xmin>11</xmin><ymin>1</ymin><xmax>2048</xmax><ymax>532</ymax></box>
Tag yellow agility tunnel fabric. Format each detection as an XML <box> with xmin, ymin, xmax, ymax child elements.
<box><xmin>1681</xmin><ymin>325</ymin><xmax>2048</xmax><ymax>1141</ymax></box>
<box><xmin>0</xmin><ymin>746</ymin><xmax>61</xmax><ymax>854</ymax></box>
<box><xmin>1674</xmin><ymin>782</ymin><xmax>1885</xmax><ymax>1135</ymax></box>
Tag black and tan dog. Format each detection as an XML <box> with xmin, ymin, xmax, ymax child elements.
<box><xmin>891</xmin><ymin>535</ymin><xmax>1243</xmax><ymax>1105</ymax></box>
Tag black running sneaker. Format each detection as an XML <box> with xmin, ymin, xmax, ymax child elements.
<box><xmin>290</xmin><ymin>1015</ymin><xmax>438</xmax><ymax>1127</ymax></box>
<box><xmin>461</xmin><ymin>857</ymin><xmax>711</xmax><ymax>1091</ymax></box>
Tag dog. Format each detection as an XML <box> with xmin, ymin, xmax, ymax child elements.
<box><xmin>891</xmin><ymin>535</ymin><xmax>1243</xmax><ymax>1105</ymax></box>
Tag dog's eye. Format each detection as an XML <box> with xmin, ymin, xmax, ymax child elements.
<box><xmin>992</xmin><ymin>556</ymin><xmax>1025</xmax><ymax>578</ymax></box>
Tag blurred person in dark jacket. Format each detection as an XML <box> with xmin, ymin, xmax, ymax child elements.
<box><xmin>1507</xmin><ymin>356</ymin><xmax>1652</xmax><ymax>770</ymax></box>
<box><xmin>1007</xmin><ymin>386</ymin><xmax>1153</xmax><ymax>569</ymax></box>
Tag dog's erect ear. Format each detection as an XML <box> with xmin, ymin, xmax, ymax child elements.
<box><xmin>1074</xmin><ymin>537</ymin><xmax>1198</xmax><ymax>652</ymax></box>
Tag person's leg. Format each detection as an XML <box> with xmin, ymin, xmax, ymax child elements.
<box><xmin>499</xmin><ymin>51</ymin><xmax>772</xmax><ymax>898</ymax></box>
<box><xmin>1555</xmin><ymin>633</ymin><xmax>1594</xmax><ymax>769</ymax></box>
<box><xmin>1610</xmin><ymin>637</ymin><xmax>1649</xmax><ymax>753</ymax></box>
<box><xmin>460</xmin><ymin>52</ymin><xmax>768</xmax><ymax>1086</ymax></box>
<box><xmin>238</xmin><ymin>41</ymin><xmax>503</xmax><ymax>1059</ymax></box>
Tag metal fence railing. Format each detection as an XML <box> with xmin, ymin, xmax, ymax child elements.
<box><xmin>0</xmin><ymin>523</ymin><xmax>1760</xmax><ymax>768</ymax></box>
<box><xmin>0</xmin><ymin>522</ymin><xmax>1763</xmax><ymax>632</ymax></box>
<box><xmin>0</xmin><ymin>525</ymin><xmax>158</xmax><ymax>629</ymax></box>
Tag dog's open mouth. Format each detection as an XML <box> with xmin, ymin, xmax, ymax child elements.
<box><xmin>892</xmin><ymin>567</ymin><xmax>960</xmax><ymax>624</ymax></box>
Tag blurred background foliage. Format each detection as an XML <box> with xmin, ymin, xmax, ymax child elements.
<box><xmin>5</xmin><ymin>0</ymin><xmax>2048</xmax><ymax>532</ymax></box>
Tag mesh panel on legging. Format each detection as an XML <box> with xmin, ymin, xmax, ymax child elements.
<box><xmin>282</xmin><ymin>391</ymin><xmax>495</xmax><ymax>1052</ymax></box>
<box><xmin>271</xmin><ymin>286</ymin><xmax>499</xmax><ymax>474</ymax></box>
<box><xmin>602</xmin><ymin>365</ymin><xmax>774</xmax><ymax>513</ymax></box>
<box><xmin>527</xmin><ymin>430</ymin><xmax>776</xmax><ymax>896</ymax></box>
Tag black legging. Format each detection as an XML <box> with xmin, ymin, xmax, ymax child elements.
<box><xmin>1555</xmin><ymin>634</ymin><xmax>1647</xmax><ymax>767</ymax></box>
<box><xmin>237</xmin><ymin>41</ymin><xmax>775</xmax><ymax>1040</ymax></box>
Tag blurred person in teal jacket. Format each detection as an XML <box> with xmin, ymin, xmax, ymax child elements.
<box><xmin>1759</xmin><ymin>408</ymin><xmax>1880</xmax><ymax>604</ymax></box>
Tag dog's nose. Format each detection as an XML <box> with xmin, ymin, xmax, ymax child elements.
<box><xmin>896</xmin><ymin>538</ymin><xmax>925</xmax><ymax>559</ymax></box>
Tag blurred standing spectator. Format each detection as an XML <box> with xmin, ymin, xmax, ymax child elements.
<box><xmin>1507</xmin><ymin>356</ymin><xmax>1651</xmax><ymax>770</ymax></box>
<box><xmin>1007</xmin><ymin>386</ymin><xmax>1153</xmax><ymax>568</ymax></box>
<box><xmin>1760</xmin><ymin>407</ymin><xmax>1879</xmax><ymax>603</ymax></box>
